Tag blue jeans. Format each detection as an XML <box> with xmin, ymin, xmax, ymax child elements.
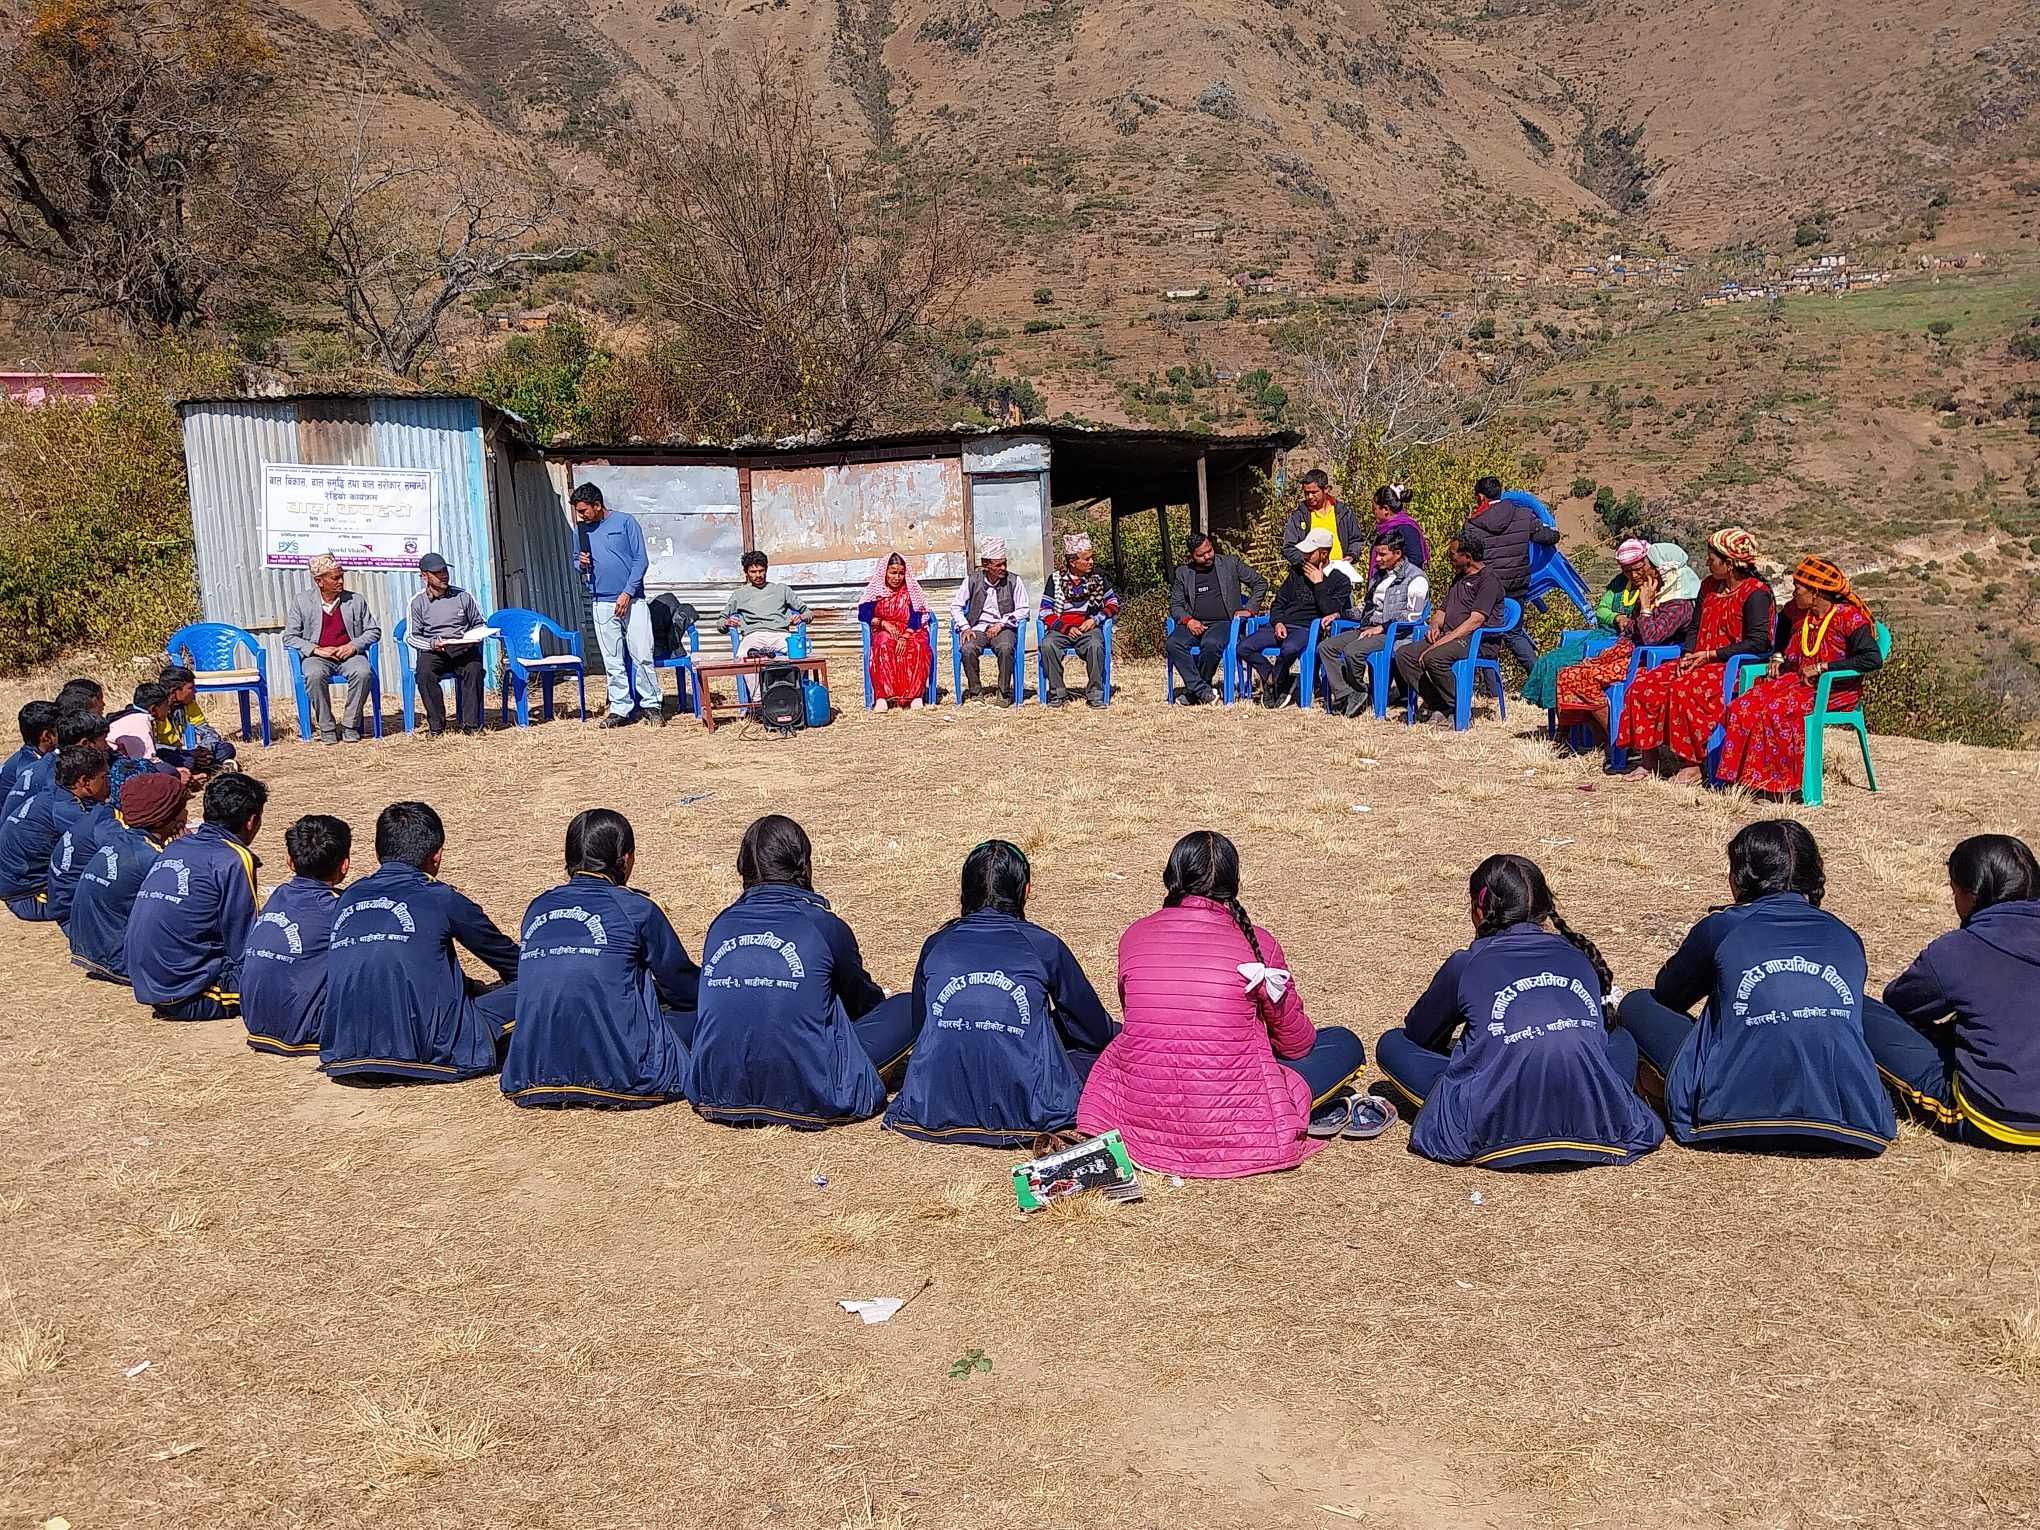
<box><xmin>1282</xmin><ymin>1025</ymin><xmax>1368</xmax><ymax>1105</ymax></box>
<box><xmin>592</xmin><ymin>597</ymin><xmax>661</xmax><ymax>715</ymax></box>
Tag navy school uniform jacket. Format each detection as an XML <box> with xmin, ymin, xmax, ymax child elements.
<box><xmin>883</xmin><ymin>910</ymin><xmax>1120</xmax><ymax>1146</ymax></box>
<box><xmin>0</xmin><ymin>787</ymin><xmax>88</xmax><ymax>906</ymax></box>
<box><xmin>45</xmin><ymin>802</ymin><xmax>114</xmax><ymax>926</ymax></box>
<box><xmin>318</xmin><ymin>861</ymin><xmax>521</xmax><ymax>1082</ymax></box>
<box><xmin>1883</xmin><ymin>899</ymin><xmax>2040</xmax><ymax>1146</ymax></box>
<box><xmin>1</xmin><ymin>744</ymin><xmax>49</xmax><ymax>816</ymax></box>
<box><xmin>1404</xmin><ymin>923</ymin><xmax>1664</xmax><ymax>1169</ymax></box>
<box><xmin>685</xmin><ymin>884</ymin><xmax>888</xmax><ymax>1126</ymax></box>
<box><xmin>499</xmin><ymin>874</ymin><xmax>701</xmax><ymax>1107</ymax></box>
<box><xmin>67</xmin><ymin>821</ymin><xmax>169</xmax><ymax>979</ymax></box>
<box><xmin>124</xmin><ymin>821</ymin><xmax>259</xmax><ymax>1006</ymax></box>
<box><xmin>1651</xmin><ymin>893</ymin><xmax>1895</xmax><ymax>1151</ymax></box>
<box><xmin>240</xmin><ymin>875</ymin><xmax>343</xmax><ymax>1057</ymax></box>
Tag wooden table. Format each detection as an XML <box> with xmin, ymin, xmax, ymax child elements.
<box><xmin>690</xmin><ymin>656</ymin><xmax>830</xmax><ymax>732</ymax></box>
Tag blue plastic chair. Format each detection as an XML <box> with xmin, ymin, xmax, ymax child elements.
<box><xmin>1034</xmin><ymin>616</ymin><xmax>1115</xmax><ymax>706</ymax></box>
<box><xmin>1163</xmin><ymin>614</ymin><xmax>1256</xmax><ymax>704</ymax></box>
<box><xmin>859</xmin><ymin>618</ymin><xmax>939</xmax><ymax>709</ymax></box>
<box><xmin>394</xmin><ymin>618</ymin><xmax>457</xmax><ymax>734</ymax></box>
<box><xmin>1303</xmin><ymin>604</ymin><xmax>1432</xmax><ymax>716</ymax></box>
<box><xmin>1496</xmin><ymin>488</ymin><xmax>1595</xmax><ymax>615</ymax></box>
<box><xmin>652</xmin><ymin>622</ymin><xmax>700</xmax><ymax>715</ymax></box>
<box><xmin>1404</xmin><ymin>598</ymin><xmax>1521</xmax><ymax>730</ymax></box>
<box><xmin>286</xmin><ymin>638</ymin><xmax>383</xmax><ymax>742</ymax></box>
<box><xmin>492</xmin><ymin>607</ymin><xmax>587</xmax><ymax>727</ymax></box>
<box><xmin>1597</xmin><ymin>643</ymin><xmax>1681</xmax><ymax>770</ymax></box>
<box><xmin>950</xmin><ymin>619</ymin><xmax>1028</xmax><ymax>706</ymax></box>
<box><xmin>164</xmin><ymin>622</ymin><xmax>271</xmax><ymax>746</ymax></box>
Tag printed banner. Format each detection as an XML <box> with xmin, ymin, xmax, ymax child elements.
<box><xmin>261</xmin><ymin>463</ymin><xmax>438</xmax><ymax>569</ymax></box>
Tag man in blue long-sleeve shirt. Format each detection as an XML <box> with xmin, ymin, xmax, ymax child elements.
<box><xmin>570</xmin><ymin>482</ymin><xmax>663</xmax><ymax>729</ymax></box>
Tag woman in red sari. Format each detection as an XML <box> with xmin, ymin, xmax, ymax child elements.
<box><xmin>1554</xmin><ymin>542</ymin><xmax>1698</xmax><ymax>742</ymax></box>
<box><xmin>1615</xmin><ymin>527</ymin><xmax>1774</xmax><ymax>784</ymax></box>
<box><xmin>1716</xmin><ymin>557</ymin><xmax>1883</xmax><ymax>796</ymax></box>
<box><xmin>858</xmin><ymin>552</ymin><xmax>933</xmax><ymax>709</ymax></box>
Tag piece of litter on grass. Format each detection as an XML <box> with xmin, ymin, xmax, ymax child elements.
<box><xmin>1543</xmin><ymin>836</ymin><xmax>1575</xmax><ymax>848</ymax></box>
<box><xmin>673</xmin><ymin>792</ymin><xmax>714</xmax><ymax>807</ymax></box>
<box><xmin>1577</xmin><ymin>783</ymin><xmax>1596</xmax><ymax>793</ymax></box>
<box><xmin>1522</xmin><ymin>768</ymin><xmax>1537</xmax><ymax>778</ymax></box>
<box><xmin>1357</xmin><ymin>757</ymin><xmax>1378</xmax><ymax>765</ymax></box>
<box><xmin>122</xmin><ymin>1360</ymin><xmax>152</xmax><ymax>1379</ymax></box>
<box><xmin>148</xmin><ymin>1443</ymin><xmax>202</xmax><ymax>1461</ymax></box>
<box><xmin>810</xmin><ymin>1172</ymin><xmax>828</xmax><ymax>1189</ymax></box>
<box><xmin>1469</xmin><ymin>1190</ymin><xmax>1485</xmax><ymax>1207</ymax></box>
<box><xmin>41</xmin><ymin>1518</ymin><xmax>69</xmax><ymax>1530</ymax></box>
<box><xmin>1454</xmin><ymin>1279</ymin><xmax>1473</xmax><ymax>1290</ymax></box>
<box><xmin>1105</xmin><ymin>871</ymin><xmax>1124</xmax><ymax>880</ymax></box>
<box><xmin>1350</xmin><ymin>804</ymin><xmax>1371</xmax><ymax>814</ymax></box>
<box><xmin>1169</xmin><ymin>1176</ymin><xmax>1184</xmax><ymax>1188</ymax></box>
<box><xmin>838</xmin><ymin>1297</ymin><xmax>905</xmax><ymax>1325</ymax></box>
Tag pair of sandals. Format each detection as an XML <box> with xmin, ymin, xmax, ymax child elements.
<box><xmin>1307</xmin><ymin>1091</ymin><xmax>1399</xmax><ymax>1140</ymax></box>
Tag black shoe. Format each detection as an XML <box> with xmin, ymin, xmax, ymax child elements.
<box><xmin>1045</xmin><ymin>694</ymin><xmax>1068</xmax><ymax>707</ymax></box>
<box><xmin>600</xmin><ymin>711</ymin><xmax>639</xmax><ymax>729</ymax></box>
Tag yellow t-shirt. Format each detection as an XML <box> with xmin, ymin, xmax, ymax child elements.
<box><xmin>1309</xmin><ymin>506</ymin><xmax>1344</xmax><ymax>563</ymax></box>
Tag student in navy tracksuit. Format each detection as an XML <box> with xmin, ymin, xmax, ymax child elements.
<box><xmin>67</xmin><ymin>771</ymin><xmax>189</xmax><ymax>982</ymax></box>
<box><xmin>1615</xmin><ymin>819</ymin><xmax>1894</xmax><ymax>1153</ymax></box>
<box><xmin>495</xmin><ymin>808</ymin><xmax>700</xmax><ymax>1107</ymax></box>
<box><xmin>240</xmin><ymin>815</ymin><xmax>352</xmax><ymax>1058</ymax></box>
<box><xmin>0</xmin><ymin>746</ymin><xmax>111</xmax><ymax>920</ymax></box>
<box><xmin>319</xmin><ymin>801</ymin><xmax>521</xmax><ymax>1083</ymax></box>
<box><xmin>1863</xmin><ymin>834</ymin><xmax>2040</xmax><ymax>1149</ymax></box>
<box><xmin>1</xmin><ymin>700</ymin><xmax>57</xmax><ymax>817</ymax></box>
<box><xmin>883</xmin><ymin>839</ymin><xmax>1120</xmax><ymax>1146</ymax></box>
<box><xmin>685</xmin><ymin>815</ymin><xmax>910</xmax><ymax>1128</ymax></box>
<box><xmin>124</xmin><ymin>773</ymin><xmax>266</xmax><ymax>1020</ymax></box>
<box><xmin>1377</xmin><ymin>854</ymin><xmax>1662</xmax><ymax>1169</ymax></box>
<box><xmin>44</xmin><ymin>788</ymin><xmax>116</xmax><ymax>928</ymax></box>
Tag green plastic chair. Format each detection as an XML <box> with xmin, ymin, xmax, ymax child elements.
<box><xmin>1736</xmin><ymin>621</ymin><xmax>1891</xmax><ymax>806</ymax></box>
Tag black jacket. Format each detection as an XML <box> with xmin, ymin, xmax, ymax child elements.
<box><xmin>1463</xmin><ymin>498</ymin><xmax>1558</xmax><ymax>597</ymax></box>
<box><xmin>1168</xmin><ymin>556</ymin><xmax>1269</xmax><ymax>623</ymax></box>
<box><xmin>1270</xmin><ymin>566</ymin><xmax>1354</xmax><ymax>626</ymax></box>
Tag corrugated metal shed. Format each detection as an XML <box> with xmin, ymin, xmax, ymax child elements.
<box><xmin>176</xmin><ymin>395</ymin><xmax>574</xmax><ymax>710</ymax></box>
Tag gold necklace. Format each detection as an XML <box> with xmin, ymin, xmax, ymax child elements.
<box><xmin>1798</xmin><ymin>606</ymin><xmax>1837</xmax><ymax>658</ymax></box>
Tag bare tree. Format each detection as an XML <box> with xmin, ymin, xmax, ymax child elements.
<box><xmin>0</xmin><ymin>0</ymin><xmax>278</xmax><ymax>333</ymax></box>
<box><xmin>293</xmin><ymin>120</ymin><xmax>587</xmax><ymax>377</ymax></box>
<box><xmin>1277</xmin><ymin>230</ymin><xmax>1525</xmax><ymax>458</ymax></box>
<box><xmin>624</xmin><ymin>51</ymin><xmax>983</xmax><ymax>436</ymax></box>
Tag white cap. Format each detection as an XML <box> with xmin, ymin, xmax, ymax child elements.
<box><xmin>1296</xmin><ymin>528</ymin><xmax>1335</xmax><ymax>553</ymax></box>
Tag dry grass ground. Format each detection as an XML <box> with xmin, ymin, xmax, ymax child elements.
<box><xmin>5</xmin><ymin>661</ymin><xmax>2040</xmax><ymax>1529</ymax></box>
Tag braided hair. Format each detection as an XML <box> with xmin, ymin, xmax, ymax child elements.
<box><xmin>1468</xmin><ymin>853</ymin><xmax>1614</xmax><ymax>998</ymax></box>
<box><xmin>1162</xmin><ymin>830</ymin><xmax>1264</xmax><ymax>966</ymax></box>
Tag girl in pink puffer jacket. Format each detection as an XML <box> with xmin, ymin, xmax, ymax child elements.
<box><xmin>1076</xmin><ymin>831</ymin><xmax>1366</xmax><ymax>1177</ymax></box>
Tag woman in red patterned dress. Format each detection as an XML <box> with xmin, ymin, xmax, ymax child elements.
<box><xmin>1554</xmin><ymin>542</ymin><xmax>1699</xmax><ymax>743</ymax></box>
<box><xmin>1615</xmin><ymin>527</ymin><xmax>1774</xmax><ymax>785</ymax></box>
<box><xmin>1716</xmin><ymin>557</ymin><xmax>1883</xmax><ymax>796</ymax></box>
<box><xmin>857</xmin><ymin>552</ymin><xmax>933</xmax><ymax>709</ymax></box>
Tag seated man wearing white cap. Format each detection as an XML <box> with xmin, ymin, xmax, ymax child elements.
<box><xmin>1239</xmin><ymin>526</ymin><xmax>1353</xmax><ymax>707</ymax></box>
<box><xmin>1038</xmin><ymin>533</ymin><xmax>1119</xmax><ymax>707</ymax></box>
<box><xmin>949</xmin><ymin>538</ymin><xmax>1029</xmax><ymax>705</ymax></box>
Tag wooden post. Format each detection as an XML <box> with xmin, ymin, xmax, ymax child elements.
<box><xmin>1110</xmin><ymin>503</ymin><xmax>1124</xmax><ymax>588</ymax></box>
<box><xmin>1195</xmin><ymin>451</ymin><xmax>1210</xmax><ymax>536</ymax></box>
<box><xmin>1156</xmin><ymin>501</ymin><xmax>1169</xmax><ymax>573</ymax></box>
<box><xmin>737</xmin><ymin>463</ymin><xmax>755</xmax><ymax>549</ymax></box>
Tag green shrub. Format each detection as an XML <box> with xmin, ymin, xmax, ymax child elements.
<box><xmin>0</xmin><ymin>352</ymin><xmax>228</xmax><ymax>673</ymax></box>
<box><xmin>1865</xmin><ymin>633</ymin><xmax>2023</xmax><ymax>748</ymax></box>
<box><xmin>1570</xmin><ymin>476</ymin><xmax>1595</xmax><ymax>499</ymax></box>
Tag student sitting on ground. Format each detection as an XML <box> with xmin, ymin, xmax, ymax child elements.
<box><xmin>68</xmin><ymin>771</ymin><xmax>188</xmax><ymax>982</ymax></box>
<box><xmin>1862</xmin><ymin>834</ymin><xmax>2040</xmax><ymax>1148</ymax></box>
<box><xmin>1376</xmin><ymin>854</ymin><xmax>1661</xmax><ymax>1169</ymax></box>
<box><xmin>154</xmin><ymin>665</ymin><xmax>236</xmax><ymax>766</ymax></box>
<box><xmin>684</xmin><ymin>815</ymin><xmax>907</xmax><ymax>1128</ymax></box>
<box><xmin>0</xmin><ymin>746</ymin><xmax>111</xmax><ymax>921</ymax></box>
<box><xmin>319</xmin><ymin>801</ymin><xmax>522</xmax><ymax>1083</ymax></box>
<box><xmin>1076</xmin><ymin>831</ymin><xmax>1366</xmax><ymax>1178</ymax></box>
<box><xmin>43</xmin><ymin>757</ymin><xmax>118</xmax><ymax>928</ymax></box>
<box><xmin>55</xmin><ymin>677</ymin><xmax>104</xmax><ymax>717</ymax></box>
<box><xmin>1613</xmin><ymin>819</ymin><xmax>1894</xmax><ymax>1153</ymax></box>
<box><xmin>2</xmin><ymin>700</ymin><xmax>57</xmax><ymax>816</ymax></box>
<box><xmin>124</xmin><ymin>772</ymin><xmax>266</xmax><ymax>1020</ymax></box>
<box><xmin>493</xmin><ymin>808</ymin><xmax>700</xmax><ymax>1108</ymax></box>
<box><xmin>240</xmin><ymin>814</ymin><xmax>352</xmax><ymax>1058</ymax></box>
<box><xmin>882</xmin><ymin>839</ymin><xmax>1120</xmax><ymax>1146</ymax></box>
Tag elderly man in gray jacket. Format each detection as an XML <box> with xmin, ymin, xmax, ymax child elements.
<box><xmin>282</xmin><ymin>553</ymin><xmax>383</xmax><ymax>743</ymax></box>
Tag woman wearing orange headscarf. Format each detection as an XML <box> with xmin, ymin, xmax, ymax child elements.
<box><xmin>1715</xmin><ymin>557</ymin><xmax>1883</xmax><ymax>795</ymax></box>
<box><xmin>1615</xmin><ymin>527</ymin><xmax>1775</xmax><ymax>783</ymax></box>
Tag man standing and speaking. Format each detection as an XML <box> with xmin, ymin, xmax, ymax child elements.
<box><xmin>571</xmin><ymin>483</ymin><xmax>663</xmax><ymax>728</ymax></box>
